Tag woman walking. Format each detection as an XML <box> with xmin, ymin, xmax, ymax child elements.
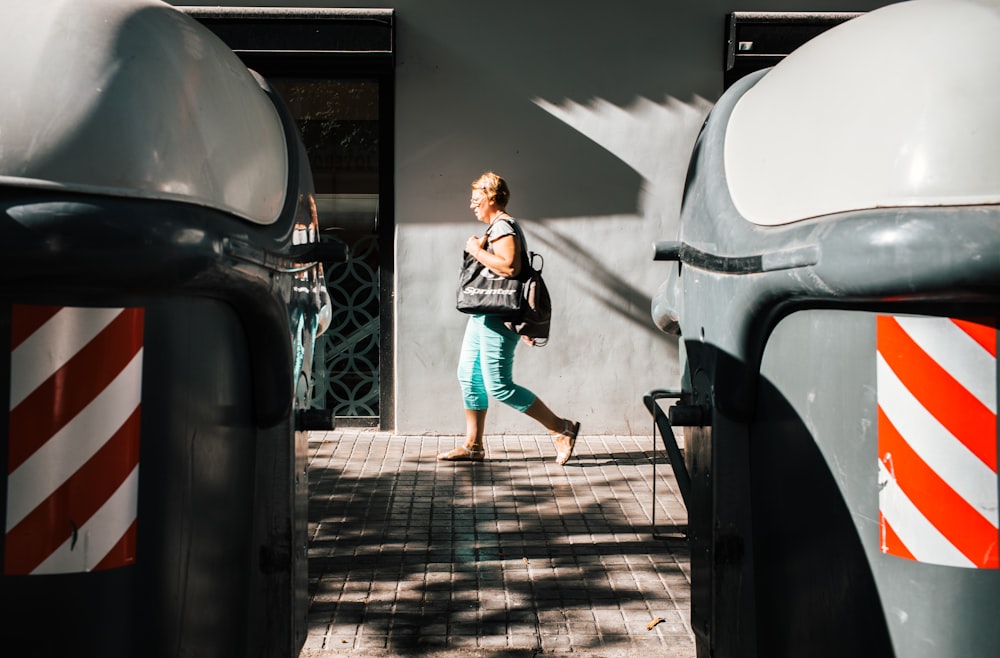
<box><xmin>438</xmin><ymin>172</ymin><xmax>580</xmax><ymax>464</ymax></box>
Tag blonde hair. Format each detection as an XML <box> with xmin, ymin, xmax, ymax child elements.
<box><xmin>471</xmin><ymin>171</ymin><xmax>510</xmax><ymax>209</ymax></box>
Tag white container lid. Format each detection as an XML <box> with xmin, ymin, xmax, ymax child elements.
<box><xmin>0</xmin><ymin>0</ymin><xmax>288</xmax><ymax>225</ymax></box>
<box><xmin>725</xmin><ymin>0</ymin><xmax>1000</xmax><ymax>226</ymax></box>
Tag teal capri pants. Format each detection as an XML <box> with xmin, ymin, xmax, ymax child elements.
<box><xmin>457</xmin><ymin>314</ymin><xmax>537</xmax><ymax>412</ymax></box>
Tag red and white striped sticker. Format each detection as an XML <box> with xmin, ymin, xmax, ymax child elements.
<box><xmin>4</xmin><ymin>305</ymin><xmax>144</xmax><ymax>575</ymax></box>
<box><xmin>877</xmin><ymin>314</ymin><xmax>998</xmax><ymax>569</ymax></box>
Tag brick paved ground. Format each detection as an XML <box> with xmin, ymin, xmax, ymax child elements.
<box><xmin>300</xmin><ymin>430</ymin><xmax>693</xmax><ymax>657</ymax></box>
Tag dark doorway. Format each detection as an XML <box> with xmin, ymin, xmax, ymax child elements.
<box><xmin>184</xmin><ymin>8</ymin><xmax>395</xmax><ymax>428</ymax></box>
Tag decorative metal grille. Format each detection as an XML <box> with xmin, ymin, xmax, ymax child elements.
<box><xmin>268</xmin><ymin>78</ymin><xmax>382</xmax><ymax>423</ymax></box>
<box><xmin>310</xmin><ymin>233</ymin><xmax>380</xmax><ymax>418</ymax></box>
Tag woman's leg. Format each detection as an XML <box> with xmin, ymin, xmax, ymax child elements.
<box><xmin>524</xmin><ymin>397</ymin><xmax>566</xmax><ymax>433</ymax></box>
<box><xmin>479</xmin><ymin>317</ymin><xmax>580</xmax><ymax>463</ymax></box>
<box><xmin>479</xmin><ymin>315</ymin><xmax>536</xmax><ymax>412</ymax></box>
<box><xmin>464</xmin><ymin>408</ymin><xmax>488</xmax><ymax>451</ymax></box>
<box><xmin>526</xmin><ymin>397</ymin><xmax>581</xmax><ymax>464</ymax></box>
<box><xmin>457</xmin><ymin>315</ymin><xmax>489</xmax><ymax>411</ymax></box>
<box><xmin>440</xmin><ymin>317</ymin><xmax>489</xmax><ymax>461</ymax></box>
<box><xmin>525</xmin><ymin>399</ymin><xmax>580</xmax><ymax>464</ymax></box>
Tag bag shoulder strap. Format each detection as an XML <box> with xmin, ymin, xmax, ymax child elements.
<box><xmin>494</xmin><ymin>217</ymin><xmax>540</xmax><ymax>274</ymax></box>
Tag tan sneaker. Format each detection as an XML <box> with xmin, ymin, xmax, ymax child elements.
<box><xmin>437</xmin><ymin>445</ymin><xmax>485</xmax><ymax>461</ymax></box>
<box><xmin>554</xmin><ymin>421</ymin><xmax>580</xmax><ymax>465</ymax></box>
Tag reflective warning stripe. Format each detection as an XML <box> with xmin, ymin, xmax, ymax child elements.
<box><xmin>877</xmin><ymin>315</ymin><xmax>999</xmax><ymax>569</ymax></box>
<box><xmin>5</xmin><ymin>305</ymin><xmax>144</xmax><ymax>575</ymax></box>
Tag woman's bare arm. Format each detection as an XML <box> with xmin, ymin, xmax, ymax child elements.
<box><xmin>466</xmin><ymin>233</ymin><xmax>519</xmax><ymax>278</ymax></box>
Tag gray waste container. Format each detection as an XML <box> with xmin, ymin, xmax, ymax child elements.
<box><xmin>0</xmin><ymin>1</ymin><xmax>333</xmax><ymax>656</ymax></box>
<box><xmin>651</xmin><ymin>1</ymin><xmax>1000</xmax><ymax>656</ymax></box>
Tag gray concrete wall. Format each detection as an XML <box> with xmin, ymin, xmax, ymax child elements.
<box><xmin>173</xmin><ymin>0</ymin><xmax>896</xmax><ymax>435</ymax></box>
